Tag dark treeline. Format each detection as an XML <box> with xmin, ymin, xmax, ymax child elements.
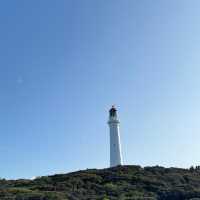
<box><xmin>1</xmin><ymin>165</ymin><xmax>200</xmax><ymax>199</ymax></box>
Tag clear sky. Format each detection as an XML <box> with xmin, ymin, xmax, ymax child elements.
<box><xmin>1</xmin><ymin>0</ymin><xmax>200</xmax><ymax>179</ymax></box>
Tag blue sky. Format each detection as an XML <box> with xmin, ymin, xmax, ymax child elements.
<box><xmin>1</xmin><ymin>0</ymin><xmax>200</xmax><ymax>179</ymax></box>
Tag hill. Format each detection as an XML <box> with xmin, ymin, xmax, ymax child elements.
<box><xmin>1</xmin><ymin>165</ymin><xmax>200</xmax><ymax>200</ymax></box>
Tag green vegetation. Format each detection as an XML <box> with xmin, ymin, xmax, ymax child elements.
<box><xmin>1</xmin><ymin>165</ymin><xmax>200</xmax><ymax>199</ymax></box>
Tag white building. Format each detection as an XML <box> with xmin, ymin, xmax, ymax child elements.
<box><xmin>108</xmin><ymin>106</ymin><xmax>123</xmax><ymax>167</ymax></box>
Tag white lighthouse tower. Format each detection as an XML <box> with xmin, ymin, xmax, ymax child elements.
<box><xmin>108</xmin><ymin>106</ymin><xmax>123</xmax><ymax>167</ymax></box>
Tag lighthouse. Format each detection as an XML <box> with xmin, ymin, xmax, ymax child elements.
<box><xmin>108</xmin><ymin>106</ymin><xmax>123</xmax><ymax>167</ymax></box>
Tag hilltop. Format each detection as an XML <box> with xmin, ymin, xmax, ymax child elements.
<box><xmin>1</xmin><ymin>165</ymin><xmax>200</xmax><ymax>200</ymax></box>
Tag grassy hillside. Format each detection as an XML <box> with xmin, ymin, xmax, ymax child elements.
<box><xmin>1</xmin><ymin>165</ymin><xmax>200</xmax><ymax>200</ymax></box>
